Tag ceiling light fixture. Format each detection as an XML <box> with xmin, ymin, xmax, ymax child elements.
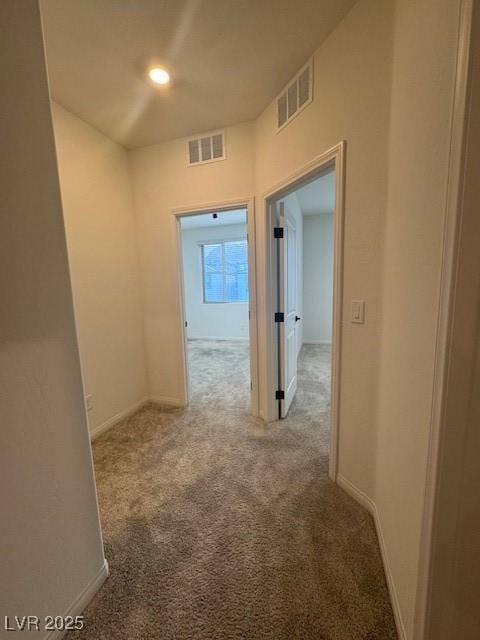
<box><xmin>148</xmin><ymin>67</ymin><xmax>170</xmax><ymax>86</ymax></box>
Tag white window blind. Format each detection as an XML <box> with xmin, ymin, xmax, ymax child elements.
<box><xmin>202</xmin><ymin>240</ymin><xmax>248</xmax><ymax>303</ymax></box>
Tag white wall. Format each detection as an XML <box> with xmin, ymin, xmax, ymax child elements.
<box><xmin>303</xmin><ymin>214</ymin><xmax>334</xmax><ymax>344</ymax></box>
<box><xmin>181</xmin><ymin>223</ymin><xmax>249</xmax><ymax>340</ymax></box>
<box><xmin>51</xmin><ymin>103</ymin><xmax>148</xmax><ymax>435</ymax></box>
<box><xmin>0</xmin><ymin>0</ymin><xmax>106</xmax><ymax>631</ymax></box>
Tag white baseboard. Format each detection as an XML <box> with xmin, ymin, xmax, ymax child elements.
<box><xmin>44</xmin><ymin>559</ymin><xmax>109</xmax><ymax>640</ymax></box>
<box><xmin>336</xmin><ymin>473</ymin><xmax>407</xmax><ymax>640</ymax></box>
<box><xmin>188</xmin><ymin>336</ymin><xmax>249</xmax><ymax>342</ymax></box>
<box><xmin>149</xmin><ymin>395</ymin><xmax>184</xmax><ymax>407</ymax></box>
<box><xmin>89</xmin><ymin>396</ymin><xmax>185</xmax><ymax>442</ymax></box>
<box><xmin>302</xmin><ymin>340</ymin><xmax>332</xmax><ymax>345</ymax></box>
<box><xmin>89</xmin><ymin>398</ymin><xmax>148</xmax><ymax>441</ymax></box>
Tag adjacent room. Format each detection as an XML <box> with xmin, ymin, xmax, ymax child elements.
<box><xmin>179</xmin><ymin>209</ymin><xmax>251</xmax><ymax>411</ymax></box>
<box><xmin>273</xmin><ymin>170</ymin><xmax>335</xmax><ymax>463</ymax></box>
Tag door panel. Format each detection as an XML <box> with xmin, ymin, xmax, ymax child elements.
<box><xmin>278</xmin><ymin>203</ymin><xmax>298</xmax><ymax>417</ymax></box>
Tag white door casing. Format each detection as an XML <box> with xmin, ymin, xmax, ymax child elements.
<box><xmin>278</xmin><ymin>202</ymin><xmax>298</xmax><ymax>417</ymax></box>
<box><xmin>172</xmin><ymin>198</ymin><xmax>259</xmax><ymax>417</ymax></box>
<box><xmin>263</xmin><ymin>141</ymin><xmax>345</xmax><ymax>479</ymax></box>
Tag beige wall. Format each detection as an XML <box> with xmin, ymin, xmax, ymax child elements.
<box><xmin>52</xmin><ymin>103</ymin><xmax>148</xmax><ymax>435</ymax></box>
<box><xmin>0</xmin><ymin>0</ymin><xmax>105</xmax><ymax>629</ymax></box>
<box><xmin>424</xmin><ymin>4</ymin><xmax>480</xmax><ymax>637</ymax></box>
<box><xmin>129</xmin><ymin>123</ymin><xmax>255</xmax><ymax>404</ymax></box>
<box><xmin>375</xmin><ymin>1</ymin><xmax>461</xmax><ymax>636</ymax></box>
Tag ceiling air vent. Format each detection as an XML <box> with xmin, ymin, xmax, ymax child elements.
<box><xmin>187</xmin><ymin>131</ymin><xmax>226</xmax><ymax>166</ymax></box>
<box><xmin>276</xmin><ymin>59</ymin><xmax>313</xmax><ymax>132</ymax></box>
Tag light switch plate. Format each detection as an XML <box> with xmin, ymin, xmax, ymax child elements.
<box><xmin>351</xmin><ymin>300</ymin><xmax>365</xmax><ymax>324</ymax></box>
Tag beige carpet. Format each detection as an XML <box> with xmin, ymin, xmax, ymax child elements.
<box><xmin>68</xmin><ymin>341</ymin><xmax>397</xmax><ymax>639</ymax></box>
<box><xmin>187</xmin><ymin>339</ymin><xmax>251</xmax><ymax>412</ymax></box>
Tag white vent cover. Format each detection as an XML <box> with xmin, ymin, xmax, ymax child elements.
<box><xmin>276</xmin><ymin>59</ymin><xmax>313</xmax><ymax>131</ymax></box>
<box><xmin>187</xmin><ymin>131</ymin><xmax>226</xmax><ymax>166</ymax></box>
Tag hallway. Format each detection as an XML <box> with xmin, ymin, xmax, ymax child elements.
<box><xmin>71</xmin><ymin>344</ymin><xmax>396</xmax><ymax>639</ymax></box>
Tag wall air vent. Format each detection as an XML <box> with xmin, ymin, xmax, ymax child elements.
<box><xmin>276</xmin><ymin>59</ymin><xmax>313</xmax><ymax>131</ymax></box>
<box><xmin>187</xmin><ymin>131</ymin><xmax>226</xmax><ymax>166</ymax></box>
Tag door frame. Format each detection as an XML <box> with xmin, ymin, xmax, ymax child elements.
<box><xmin>171</xmin><ymin>197</ymin><xmax>259</xmax><ymax>417</ymax></box>
<box><xmin>263</xmin><ymin>141</ymin><xmax>345</xmax><ymax>481</ymax></box>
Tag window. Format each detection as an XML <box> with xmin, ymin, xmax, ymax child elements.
<box><xmin>201</xmin><ymin>239</ymin><xmax>248</xmax><ymax>303</ymax></box>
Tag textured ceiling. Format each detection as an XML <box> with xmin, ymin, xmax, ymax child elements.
<box><xmin>40</xmin><ymin>0</ymin><xmax>356</xmax><ymax>148</ymax></box>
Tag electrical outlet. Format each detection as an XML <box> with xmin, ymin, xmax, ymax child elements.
<box><xmin>85</xmin><ymin>394</ymin><xmax>93</xmax><ymax>412</ymax></box>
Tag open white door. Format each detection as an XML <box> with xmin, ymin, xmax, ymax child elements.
<box><xmin>277</xmin><ymin>202</ymin><xmax>298</xmax><ymax>418</ymax></box>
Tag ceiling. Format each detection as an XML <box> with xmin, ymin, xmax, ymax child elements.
<box><xmin>295</xmin><ymin>170</ymin><xmax>335</xmax><ymax>216</ymax></box>
<box><xmin>40</xmin><ymin>0</ymin><xmax>356</xmax><ymax>148</ymax></box>
<box><xmin>180</xmin><ymin>209</ymin><xmax>246</xmax><ymax>229</ymax></box>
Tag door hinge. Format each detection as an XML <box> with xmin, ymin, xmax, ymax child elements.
<box><xmin>274</xmin><ymin>312</ymin><xmax>284</xmax><ymax>323</ymax></box>
<box><xmin>275</xmin><ymin>390</ymin><xmax>285</xmax><ymax>400</ymax></box>
<box><xmin>273</xmin><ymin>227</ymin><xmax>284</xmax><ymax>239</ymax></box>
<box><xmin>250</xmin><ymin>381</ymin><xmax>253</xmax><ymax>391</ymax></box>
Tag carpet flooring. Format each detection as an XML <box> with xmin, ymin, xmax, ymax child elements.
<box><xmin>69</xmin><ymin>341</ymin><xmax>397</xmax><ymax>639</ymax></box>
<box><xmin>187</xmin><ymin>339</ymin><xmax>251</xmax><ymax>412</ymax></box>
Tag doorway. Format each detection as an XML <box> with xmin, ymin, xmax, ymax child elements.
<box><xmin>264</xmin><ymin>143</ymin><xmax>345</xmax><ymax>479</ymax></box>
<box><xmin>174</xmin><ymin>202</ymin><xmax>259</xmax><ymax>416</ymax></box>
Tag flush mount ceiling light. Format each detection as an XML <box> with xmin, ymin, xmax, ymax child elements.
<box><xmin>148</xmin><ymin>67</ymin><xmax>170</xmax><ymax>86</ymax></box>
